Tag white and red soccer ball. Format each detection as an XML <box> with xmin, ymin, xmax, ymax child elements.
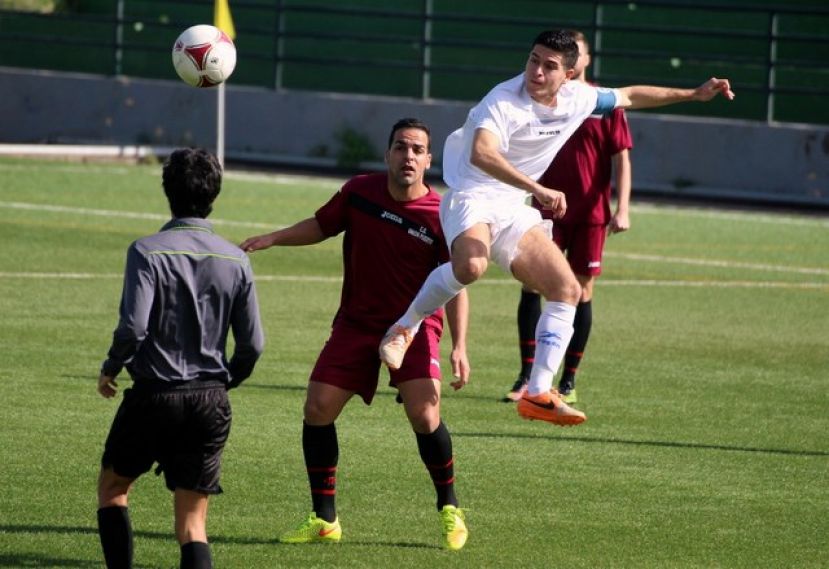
<box><xmin>172</xmin><ymin>25</ymin><xmax>236</xmax><ymax>88</ymax></box>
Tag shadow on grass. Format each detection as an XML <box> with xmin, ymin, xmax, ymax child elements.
<box><xmin>235</xmin><ymin>383</ymin><xmax>307</xmax><ymax>393</ymax></box>
<box><xmin>58</xmin><ymin>374</ymin><xmax>825</xmax><ymax>458</ymax></box>
<box><xmin>59</xmin><ymin>376</ymin><xmax>310</xmax><ymax>395</ymax></box>
<box><xmin>0</xmin><ymin>552</ymin><xmax>99</xmax><ymax>568</ymax></box>
<box><xmin>454</xmin><ymin>431</ymin><xmax>829</xmax><ymax>457</ymax></box>
<box><xmin>60</xmin><ymin>375</ymin><xmax>95</xmax><ymax>381</ymax></box>
<box><xmin>0</xmin><ymin>524</ymin><xmax>433</xmax><ymax>553</ymax></box>
<box><xmin>0</xmin><ymin>524</ymin><xmax>277</xmax><ymax>545</ymax></box>
<box><xmin>323</xmin><ymin>539</ymin><xmax>435</xmax><ymax>550</ymax></box>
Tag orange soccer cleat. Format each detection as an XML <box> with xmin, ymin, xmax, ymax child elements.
<box><xmin>516</xmin><ymin>389</ymin><xmax>586</xmax><ymax>426</ymax></box>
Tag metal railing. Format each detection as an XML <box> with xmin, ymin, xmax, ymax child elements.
<box><xmin>1</xmin><ymin>0</ymin><xmax>828</xmax><ymax>124</ymax></box>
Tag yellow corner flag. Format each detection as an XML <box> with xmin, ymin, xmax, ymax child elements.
<box><xmin>214</xmin><ymin>0</ymin><xmax>236</xmax><ymax>40</ymax></box>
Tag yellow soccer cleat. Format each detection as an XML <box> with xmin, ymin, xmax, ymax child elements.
<box><xmin>560</xmin><ymin>388</ymin><xmax>578</xmax><ymax>405</ymax></box>
<box><xmin>439</xmin><ymin>505</ymin><xmax>468</xmax><ymax>551</ymax></box>
<box><xmin>279</xmin><ymin>513</ymin><xmax>342</xmax><ymax>544</ymax></box>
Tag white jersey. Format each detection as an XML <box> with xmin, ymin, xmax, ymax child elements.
<box><xmin>442</xmin><ymin>73</ymin><xmax>612</xmax><ymax>204</ymax></box>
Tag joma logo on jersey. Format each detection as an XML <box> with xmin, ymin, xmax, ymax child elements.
<box><xmin>381</xmin><ymin>211</ymin><xmax>403</xmax><ymax>224</ymax></box>
<box><xmin>408</xmin><ymin>227</ymin><xmax>434</xmax><ymax>245</ymax></box>
<box><xmin>538</xmin><ymin>330</ymin><xmax>562</xmax><ymax>348</ymax></box>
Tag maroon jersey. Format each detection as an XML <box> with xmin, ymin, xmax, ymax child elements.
<box><xmin>535</xmin><ymin>107</ymin><xmax>632</xmax><ymax>225</ymax></box>
<box><xmin>315</xmin><ymin>173</ymin><xmax>448</xmax><ymax>333</ymax></box>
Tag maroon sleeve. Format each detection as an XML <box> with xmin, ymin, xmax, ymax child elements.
<box><xmin>314</xmin><ymin>181</ymin><xmax>351</xmax><ymax>237</ymax></box>
<box><xmin>607</xmin><ymin>108</ymin><xmax>633</xmax><ymax>155</ymax></box>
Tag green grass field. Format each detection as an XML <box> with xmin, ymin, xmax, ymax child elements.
<box><xmin>0</xmin><ymin>156</ymin><xmax>827</xmax><ymax>568</ymax></box>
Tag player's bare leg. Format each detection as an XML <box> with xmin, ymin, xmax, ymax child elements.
<box><xmin>398</xmin><ymin>377</ymin><xmax>467</xmax><ymax>550</ymax></box>
<box><xmin>303</xmin><ymin>381</ymin><xmax>354</xmax><ymax>426</ymax></box>
<box><xmin>510</xmin><ymin>226</ymin><xmax>586</xmax><ymax>425</ymax></box>
<box><xmin>380</xmin><ymin>223</ymin><xmax>490</xmax><ymax>369</ymax></box>
<box><xmin>398</xmin><ymin>377</ymin><xmax>442</xmax><ymax>433</ymax></box>
<box><xmin>175</xmin><ymin>489</ymin><xmax>213</xmax><ymax>567</ymax></box>
<box><xmin>279</xmin><ymin>382</ymin><xmax>352</xmax><ymax>544</ymax></box>
<box><xmin>97</xmin><ymin>468</ymin><xmax>136</xmax><ymax>569</ymax></box>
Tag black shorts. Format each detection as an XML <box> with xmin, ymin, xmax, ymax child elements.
<box><xmin>101</xmin><ymin>380</ymin><xmax>231</xmax><ymax>494</ymax></box>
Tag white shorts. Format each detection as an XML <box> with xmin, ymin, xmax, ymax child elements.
<box><xmin>440</xmin><ymin>189</ymin><xmax>553</xmax><ymax>272</ymax></box>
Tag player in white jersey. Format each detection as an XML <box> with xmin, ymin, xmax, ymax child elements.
<box><xmin>380</xmin><ymin>29</ymin><xmax>734</xmax><ymax>426</ymax></box>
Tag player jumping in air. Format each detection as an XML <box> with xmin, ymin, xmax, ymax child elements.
<box><xmin>379</xmin><ymin>29</ymin><xmax>734</xmax><ymax>426</ymax></box>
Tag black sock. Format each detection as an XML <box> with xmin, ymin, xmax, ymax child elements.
<box><xmin>303</xmin><ymin>421</ymin><xmax>338</xmax><ymax>522</ymax></box>
<box><xmin>180</xmin><ymin>541</ymin><xmax>212</xmax><ymax>569</ymax></box>
<box><xmin>97</xmin><ymin>505</ymin><xmax>133</xmax><ymax>569</ymax></box>
<box><xmin>416</xmin><ymin>421</ymin><xmax>458</xmax><ymax>510</ymax></box>
<box><xmin>560</xmin><ymin>300</ymin><xmax>592</xmax><ymax>391</ymax></box>
<box><xmin>517</xmin><ymin>290</ymin><xmax>541</xmax><ymax>378</ymax></box>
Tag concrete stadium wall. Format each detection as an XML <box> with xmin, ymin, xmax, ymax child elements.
<box><xmin>1</xmin><ymin>67</ymin><xmax>827</xmax><ymax>208</ymax></box>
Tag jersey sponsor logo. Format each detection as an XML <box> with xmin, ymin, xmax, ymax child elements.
<box><xmin>588</xmin><ymin>261</ymin><xmax>601</xmax><ymax>269</ymax></box>
<box><xmin>408</xmin><ymin>227</ymin><xmax>434</xmax><ymax>245</ymax></box>
<box><xmin>349</xmin><ymin>193</ymin><xmax>438</xmax><ymax>247</ymax></box>
<box><xmin>381</xmin><ymin>210</ymin><xmax>403</xmax><ymax>224</ymax></box>
<box><xmin>533</xmin><ymin>120</ymin><xmax>562</xmax><ymax>136</ymax></box>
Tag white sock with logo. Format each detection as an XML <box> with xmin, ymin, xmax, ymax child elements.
<box><xmin>397</xmin><ymin>262</ymin><xmax>464</xmax><ymax>332</ymax></box>
<box><xmin>527</xmin><ymin>301</ymin><xmax>576</xmax><ymax>396</ymax></box>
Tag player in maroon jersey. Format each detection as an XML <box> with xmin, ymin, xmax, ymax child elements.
<box><xmin>240</xmin><ymin>118</ymin><xmax>470</xmax><ymax>550</ymax></box>
<box><xmin>505</xmin><ymin>30</ymin><xmax>633</xmax><ymax>404</ymax></box>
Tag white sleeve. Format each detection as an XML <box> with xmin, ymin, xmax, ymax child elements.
<box><xmin>467</xmin><ymin>97</ymin><xmax>514</xmax><ymax>153</ymax></box>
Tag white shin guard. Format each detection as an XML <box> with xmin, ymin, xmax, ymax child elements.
<box><xmin>527</xmin><ymin>301</ymin><xmax>576</xmax><ymax>396</ymax></box>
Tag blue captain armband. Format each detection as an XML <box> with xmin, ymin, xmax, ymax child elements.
<box><xmin>593</xmin><ymin>88</ymin><xmax>619</xmax><ymax>115</ymax></box>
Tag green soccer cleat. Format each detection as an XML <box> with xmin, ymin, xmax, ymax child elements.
<box><xmin>560</xmin><ymin>388</ymin><xmax>578</xmax><ymax>404</ymax></box>
<box><xmin>439</xmin><ymin>505</ymin><xmax>468</xmax><ymax>551</ymax></box>
<box><xmin>279</xmin><ymin>513</ymin><xmax>342</xmax><ymax>544</ymax></box>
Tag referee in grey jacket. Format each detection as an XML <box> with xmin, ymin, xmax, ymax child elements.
<box><xmin>96</xmin><ymin>147</ymin><xmax>264</xmax><ymax>569</ymax></box>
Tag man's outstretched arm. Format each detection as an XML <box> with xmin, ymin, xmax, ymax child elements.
<box><xmin>616</xmin><ymin>77</ymin><xmax>735</xmax><ymax>110</ymax></box>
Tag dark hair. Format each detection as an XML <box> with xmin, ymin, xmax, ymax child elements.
<box><xmin>566</xmin><ymin>29</ymin><xmax>590</xmax><ymax>54</ymax></box>
<box><xmin>531</xmin><ymin>29</ymin><xmax>580</xmax><ymax>70</ymax></box>
<box><xmin>162</xmin><ymin>148</ymin><xmax>222</xmax><ymax>218</ymax></box>
<box><xmin>387</xmin><ymin>117</ymin><xmax>431</xmax><ymax>151</ymax></box>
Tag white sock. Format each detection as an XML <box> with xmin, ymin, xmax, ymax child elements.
<box><xmin>527</xmin><ymin>301</ymin><xmax>576</xmax><ymax>396</ymax></box>
<box><xmin>397</xmin><ymin>263</ymin><xmax>465</xmax><ymax>332</ymax></box>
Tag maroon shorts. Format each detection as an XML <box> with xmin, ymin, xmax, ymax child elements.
<box><xmin>553</xmin><ymin>223</ymin><xmax>607</xmax><ymax>277</ymax></box>
<box><xmin>309</xmin><ymin>319</ymin><xmax>442</xmax><ymax>404</ymax></box>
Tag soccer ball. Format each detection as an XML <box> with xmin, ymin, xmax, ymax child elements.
<box><xmin>172</xmin><ymin>25</ymin><xmax>236</xmax><ymax>88</ymax></box>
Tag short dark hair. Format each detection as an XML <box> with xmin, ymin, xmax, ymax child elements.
<box><xmin>531</xmin><ymin>29</ymin><xmax>579</xmax><ymax>70</ymax></box>
<box><xmin>387</xmin><ymin>117</ymin><xmax>431</xmax><ymax>151</ymax></box>
<box><xmin>566</xmin><ymin>29</ymin><xmax>590</xmax><ymax>54</ymax></box>
<box><xmin>162</xmin><ymin>148</ymin><xmax>222</xmax><ymax>218</ymax></box>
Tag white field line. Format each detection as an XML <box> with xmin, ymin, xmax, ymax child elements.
<box><xmin>0</xmin><ymin>161</ymin><xmax>342</xmax><ymax>188</ymax></box>
<box><xmin>0</xmin><ymin>272</ymin><xmax>825</xmax><ymax>290</ymax></box>
<box><xmin>6</xmin><ymin>201</ymin><xmax>829</xmax><ymax>275</ymax></box>
<box><xmin>1</xmin><ymin>158</ymin><xmax>827</xmax><ymax>226</ymax></box>
<box><xmin>0</xmin><ymin>201</ymin><xmax>276</xmax><ymax>230</ymax></box>
<box><xmin>2</xmin><ymin>200</ymin><xmax>827</xmax><ymax>275</ymax></box>
<box><xmin>2</xmin><ymin>198</ymin><xmax>827</xmax><ymax>277</ymax></box>
<box><xmin>630</xmin><ymin>202</ymin><xmax>829</xmax><ymax>228</ymax></box>
<box><xmin>605</xmin><ymin>251</ymin><xmax>829</xmax><ymax>276</ymax></box>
